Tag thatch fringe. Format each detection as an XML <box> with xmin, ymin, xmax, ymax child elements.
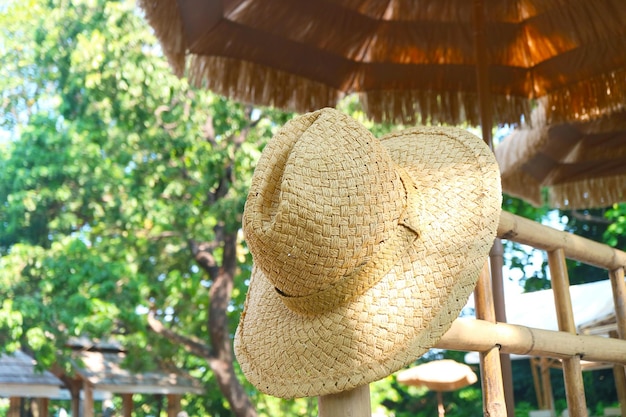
<box><xmin>548</xmin><ymin>175</ymin><xmax>626</xmax><ymax>210</ymax></box>
<box><xmin>362</xmin><ymin>90</ymin><xmax>532</xmax><ymax>126</ymax></box>
<box><xmin>137</xmin><ymin>0</ymin><xmax>186</xmax><ymax>77</ymax></box>
<box><xmin>546</xmin><ymin>68</ymin><xmax>626</xmax><ymax>124</ymax></box>
<box><xmin>499</xmin><ymin>170</ymin><xmax>544</xmax><ymax>207</ymax></box>
<box><xmin>187</xmin><ymin>56</ymin><xmax>341</xmax><ymax>113</ymax></box>
<box><xmin>185</xmin><ymin>54</ymin><xmax>534</xmax><ymax>126</ymax></box>
<box><xmin>497</xmin><ymin>103</ymin><xmax>626</xmax><ymax>209</ymax></box>
<box><xmin>499</xmin><ymin>163</ymin><xmax>626</xmax><ymax>210</ymax></box>
<box><xmin>138</xmin><ymin>0</ymin><xmax>624</xmax><ymax>129</ymax></box>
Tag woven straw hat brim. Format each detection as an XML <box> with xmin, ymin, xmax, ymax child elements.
<box><xmin>235</xmin><ymin>124</ymin><xmax>501</xmax><ymax>399</ymax></box>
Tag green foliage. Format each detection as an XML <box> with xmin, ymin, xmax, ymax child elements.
<box><xmin>604</xmin><ymin>203</ymin><xmax>626</xmax><ymax>249</ymax></box>
<box><xmin>0</xmin><ymin>0</ymin><xmax>290</xmax><ymax>414</ymax></box>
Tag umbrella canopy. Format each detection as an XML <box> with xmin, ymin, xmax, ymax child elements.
<box><xmin>396</xmin><ymin>359</ymin><xmax>478</xmax><ymax>392</ymax></box>
<box><xmin>496</xmin><ymin>104</ymin><xmax>626</xmax><ymax>209</ymax></box>
<box><xmin>139</xmin><ymin>0</ymin><xmax>626</xmax><ymax>126</ymax></box>
<box><xmin>396</xmin><ymin>359</ymin><xmax>478</xmax><ymax>417</ymax></box>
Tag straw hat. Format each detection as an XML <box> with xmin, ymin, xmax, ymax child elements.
<box><xmin>235</xmin><ymin>108</ymin><xmax>501</xmax><ymax>398</ymax></box>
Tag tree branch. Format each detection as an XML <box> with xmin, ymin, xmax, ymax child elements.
<box><xmin>570</xmin><ymin>210</ymin><xmax>612</xmax><ymax>225</ymax></box>
<box><xmin>146</xmin><ymin>312</ymin><xmax>213</xmax><ymax>359</ymax></box>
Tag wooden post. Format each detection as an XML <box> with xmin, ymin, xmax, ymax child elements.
<box><xmin>167</xmin><ymin>394</ymin><xmax>182</xmax><ymax>417</ymax></box>
<box><xmin>539</xmin><ymin>357</ymin><xmax>554</xmax><ymax>411</ymax></box>
<box><xmin>609</xmin><ymin>268</ymin><xmax>626</xmax><ymax>417</ymax></box>
<box><xmin>491</xmin><ymin>239</ymin><xmax>516</xmax><ymax>417</ymax></box>
<box><xmin>8</xmin><ymin>397</ymin><xmax>20</xmax><ymax>417</ymax></box>
<box><xmin>436</xmin><ymin>391</ymin><xmax>445</xmax><ymax>417</ymax></box>
<box><xmin>65</xmin><ymin>379</ymin><xmax>82</xmax><ymax>417</ymax></box>
<box><xmin>474</xmin><ymin>260</ymin><xmax>507</xmax><ymax>417</ymax></box>
<box><xmin>530</xmin><ymin>358</ymin><xmax>543</xmax><ymax>408</ymax></box>
<box><xmin>548</xmin><ymin>248</ymin><xmax>587</xmax><ymax>417</ymax></box>
<box><xmin>38</xmin><ymin>398</ymin><xmax>50</xmax><ymax>417</ymax></box>
<box><xmin>83</xmin><ymin>381</ymin><xmax>95</xmax><ymax>417</ymax></box>
<box><xmin>609</xmin><ymin>330</ymin><xmax>626</xmax><ymax>416</ymax></box>
<box><xmin>318</xmin><ymin>384</ymin><xmax>371</xmax><ymax>417</ymax></box>
<box><xmin>122</xmin><ymin>393</ymin><xmax>133</xmax><ymax>417</ymax></box>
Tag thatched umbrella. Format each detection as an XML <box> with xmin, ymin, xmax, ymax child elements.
<box><xmin>396</xmin><ymin>359</ymin><xmax>478</xmax><ymax>417</ymax></box>
<box><xmin>496</xmin><ymin>104</ymin><xmax>626</xmax><ymax>209</ymax></box>
<box><xmin>140</xmin><ymin>0</ymin><xmax>626</xmax><ymax>137</ymax></box>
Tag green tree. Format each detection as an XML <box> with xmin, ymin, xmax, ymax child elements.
<box><xmin>0</xmin><ymin>0</ymin><xmax>293</xmax><ymax>415</ymax></box>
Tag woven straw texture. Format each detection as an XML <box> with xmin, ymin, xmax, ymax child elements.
<box><xmin>139</xmin><ymin>0</ymin><xmax>626</xmax><ymax>126</ymax></box>
<box><xmin>234</xmin><ymin>108</ymin><xmax>501</xmax><ymax>398</ymax></box>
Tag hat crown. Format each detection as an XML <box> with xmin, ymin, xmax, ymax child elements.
<box><xmin>243</xmin><ymin>109</ymin><xmax>406</xmax><ymax>300</ymax></box>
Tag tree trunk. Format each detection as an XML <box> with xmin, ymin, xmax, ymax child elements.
<box><xmin>149</xmin><ymin>230</ymin><xmax>257</xmax><ymax>417</ymax></box>
<box><xmin>206</xmin><ymin>231</ymin><xmax>257</xmax><ymax>417</ymax></box>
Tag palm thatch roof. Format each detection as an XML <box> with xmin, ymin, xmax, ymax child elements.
<box><xmin>496</xmin><ymin>104</ymin><xmax>626</xmax><ymax>209</ymax></box>
<box><xmin>139</xmin><ymin>0</ymin><xmax>626</xmax><ymax>126</ymax></box>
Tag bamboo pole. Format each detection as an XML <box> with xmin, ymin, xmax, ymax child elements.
<box><xmin>491</xmin><ymin>239</ymin><xmax>516</xmax><ymax>417</ymax></box>
<box><xmin>609</xmin><ymin>331</ymin><xmax>626</xmax><ymax>416</ymax></box>
<box><xmin>548</xmin><ymin>249</ymin><xmax>588</xmax><ymax>417</ymax></box>
<box><xmin>498</xmin><ymin>212</ymin><xmax>626</xmax><ymax>270</ymax></box>
<box><xmin>472</xmin><ymin>0</ymin><xmax>512</xmax><ymax>410</ymax></box>
<box><xmin>609</xmin><ymin>267</ymin><xmax>626</xmax><ymax>339</ymax></box>
<box><xmin>530</xmin><ymin>358</ymin><xmax>543</xmax><ymax>409</ymax></box>
<box><xmin>609</xmin><ymin>268</ymin><xmax>626</xmax><ymax>416</ymax></box>
<box><xmin>318</xmin><ymin>384</ymin><xmax>371</xmax><ymax>417</ymax></box>
<box><xmin>540</xmin><ymin>357</ymin><xmax>554</xmax><ymax>411</ymax></box>
<box><xmin>435</xmin><ymin>318</ymin><xmax>626</xmax><ymax>364</ymax></box>
<box><xmin>473</xmin><ymin>260</ymin><xmax>507</xmax><ymax>417</ymax></box>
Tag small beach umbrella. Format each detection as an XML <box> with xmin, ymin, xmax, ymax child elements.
<box><xmin>396</xmin><ymin>359</ymin><xmax>478</xmax><ymax>417</ymax></box>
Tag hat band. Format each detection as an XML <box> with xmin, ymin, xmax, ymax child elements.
<box><xmin>276</xmin><ymin>167</ymin><xmax>421</xmax><ymax>316</ymax></box>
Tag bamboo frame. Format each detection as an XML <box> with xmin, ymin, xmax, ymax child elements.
<box><xmin>317</xmin><ymin>212</ymin><xmax>626</xmax><ymax>416</ymax></box>
<box><xmin>434</xmin><ymin>211</ymin><xmax>626</xmax><ymax>417</ymax></box>
<box><xmin>436</xmin><ymin>318</ymin><xmax>626</xmax><ymax>364</ymax></box>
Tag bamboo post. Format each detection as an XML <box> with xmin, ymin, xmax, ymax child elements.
<box><xmin>474</xmin><ymin>260</ymin><xmax>507</xmax><ymax>417</ymax></box>
<box><xmin>609</xmin><ymin>330</ymin><xmax>626</xmax><ymax>416</ymax></box>
<box><xmin>491</xmin><ymin>239</ymin><xmax>516</xmax><ymax>417</ymax></box>
<box><xmin>609</xmin><ymin>268</ymin><xmax>626</xmax><ymax>416</ymax></box>
<box><xmin>539</xmin><ymin>357</ymin><xmax>554</xmax><ymax>411</ymax></box>
<box><xmin>472</xmin><ymin>0</ymin><xmax>517</xmax><ymax>403</ymax></box>
<box><xmin>530</xmin><ymin>358</ymin><xmax>543</xmax><ymax>409</ymax></box>
<box><xmin>548</xmin><ymin>248</ymin><xmax>587</xmax><ymax>417</ymax></box>
<box><xmin>318</xmin><ymin>384</ymin><xmax>371</xmax><ymax>417</ymax></box>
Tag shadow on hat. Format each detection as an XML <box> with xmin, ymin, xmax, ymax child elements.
<box><xmin>235</xmin><ymin>107</ymin><xmax>501</xmax><ymax>399</ymax></box>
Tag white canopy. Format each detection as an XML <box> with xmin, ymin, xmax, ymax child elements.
<box><xmin>504</xmin><ymin>279</ymin><xmax>616</xmax><ymax>335</ymax></box>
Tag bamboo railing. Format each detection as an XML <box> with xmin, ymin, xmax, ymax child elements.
<box><xmin>437</xmin><ymin>211</ymin><xmax>626</xmax><ymax>417</ymax></box>
<box><xmin>318</xmin><ymin>211</ymin><xmax>626</xmax><ymax>416</ymax></box>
